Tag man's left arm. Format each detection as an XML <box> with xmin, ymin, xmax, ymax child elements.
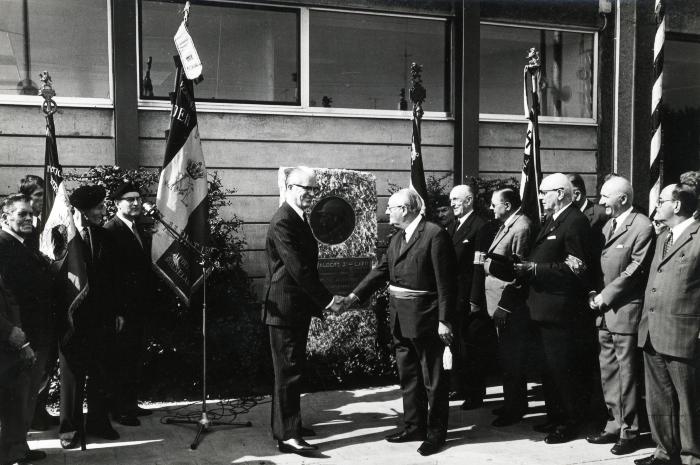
<box><xmin>432</xmin><ymin>229</ymin><xmax>457</xmax><ymax>326</ymax></box>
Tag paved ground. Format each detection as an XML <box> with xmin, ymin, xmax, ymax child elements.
<box><xmin>29</xmin><ymin>384</ymin><xmax>655</xmax><ymax>465</ymax></box>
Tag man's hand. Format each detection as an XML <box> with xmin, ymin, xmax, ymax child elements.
<box><xmin>513</xmin><ymin>261</ymin><xmax>536</xmax><ymax>279</ymax></box>
<box><xmin>7</xmin><ymin>326</ymin><xmax>26</xmax><ymax>348</ymax></box>
<box><xmin>493</xmin><ymin>307</ymin><xmax>509</xmax><ymax>329</ymax></box>
<box><xmin>116</xmin><ymin>316</ymin><xmax>125</xmax><ymax>333</ymax></box>
<box><xmin>438</xmin><ymin>321</ymin><xmax>453</xmax><ymax>346</ymax></box>
<box><xmin>469</xmin><ymin>302</ymin><xmax>481</xmax><ymax>314</ymax></box>
<box><xmin>19</xmin><ymin>345</ymin><xmax>36</xmax><ymax>367</ymax></box>
<box><xmin>330</xmin><ymin>295</ymin><xmax>346</xmax><ymax>313</ymax></box>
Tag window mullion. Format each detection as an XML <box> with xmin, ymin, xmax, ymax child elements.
<box><xmin>300</xmin><ymin>7</ymin><xmax>310</xmax><ymax>108</ymax></box>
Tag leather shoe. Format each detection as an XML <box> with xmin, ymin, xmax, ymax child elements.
<box><xmin>586</xmin><ymin>431</ymin><xmax>618</xmax><ymax>444</ymax></box>
<box><xmin>611</xmin><ymin>438</ymin><xmax>640</xmax><ymax>455</ymax></box>
<box><xmin>544</xmin><ymin>426</ymin><xmax>578</xmax><ymax>444</ymax></box>
<box><xmin>60</xmin><ymin>436</ymin><xmax>80</xmax><ymax>450</ymax></box>
<box><xmin>385</xmin><ymin>429</ymin><xmax>426</xmax><ymax>443</ymax></box>
<box><xmin>86</xmin><ymin>426</ymin><xmax>120</xmax><ymax>440</ymax></box>
<box><xmin>114</xmin><ymin>414</ymin><xmax>140</xmax><ymax>426</ymax></box>
<box><xmin>491</xmin><ymin>413</ymin><xmax>524</xmax><ymax>427</ymax></box>
<box><xmin>301</xmin><ymin>426</ymin><xmax>316</xmax><ymax>437</ymax></box>
<box><xmin>18</xmin><ymin>450</ymin><xmax>47</xmax><ymax>463</ymax></box>
<box><xmin>417</xmin><ymin>440</ymin><xmax>443</xmax><ymax>456</ymax></box>
<box><xmin>533</xmin><ymin>421</ymin><xmax>558</xmax><ymax>433</ymax></box>
<box><xmin>634</xmin><ymin>454</ymin><xmax>677</xmax><ymax>465</ymax></box>
<box><xmin>131</xmin><ymin>406</ymin><xmax>153</xmax><ymax>417</ymax></box>
<box><xmin>460</xmin><ymin>396</ymin><xmax>484</xmax><ymax>410</ymax></box>
<box><xmin>278</xmin><ymin>438</ymin><xmax>318</xmax><ymax>456</ymax></box>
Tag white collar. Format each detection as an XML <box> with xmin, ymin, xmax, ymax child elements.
<box><xmin>612</xmin><ymin>207</ymin><xmax>634</xmax><ymax>231</ymax></box>
<box><xmin>457</xmin><ymin>209</ymin><xmax>473</xmax><ymax>228</ymax></box>
<box><xmin>1</xmin><ymin>226</ymin><xmax>25</xmax><ymax>244</ymax></box>
<box><xmin>116</xmin><ymin>212</ymin><xmax>135</xmax><ymax>229</ymax></box>
<box><xmin>404</xmin><ymin>215</ymin><xmax>423</xmax><ymax>242</ymax></box>
<box><xmin>670</xmin><ymin>216</ymin><xmax>696</xmax><ymax>240</ymax></box>
<box><xmin>579</xmin><ymin>198</ymin><xmax>588</xmax><ymax>212</ymax></box>
<box><xmin>503</xmin><ymin>207</ymin><xmax>522</xmax><ymax>228</ymax></box>
<box><xmin>286</xmin><ymin>201</ymin><xmax>305</xmax><ymax>221</ymax></box>
<box><xmin>553</xmin><ymin>202</ymin><xmax>573</xmax><ymax>221</ymax></box>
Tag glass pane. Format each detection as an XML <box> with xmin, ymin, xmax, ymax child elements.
<box><xmin>480</xmin><ymin>24</ymin><xmax>594</xmax><ymax>118</ymax></box>
<box><xmin>141</xmin><ymin>1</ymin><xmax>299</xmax><ymax>104</ymax></box>
<box><xmin>0</xmin><ymin>0</ymin><xmax>109</xmax><ymax>98</ymax></box>
<box><xmin>310</xmin><ymin>11</ymin><xmax>449</xmax><ymax>112</ymax></box>
<box><xmin>663</xmin><ymin>39</ymin><xmax>700</xmax><ymax>179</ymax></box>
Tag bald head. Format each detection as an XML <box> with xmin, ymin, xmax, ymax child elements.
<box><xmin>539</xmin><ymin>173</ymin><xmax>573</xmax><ymax>214</ymax></box>
<box><xmin>450</xmin><ymin>184</ymin><xmax>475</xmax><ymax>218</ymax></box>
<box><xmin>599</xmin><ymin>175</ymin><xmax>633</xmax><ymax>217</ymax></box>
<box><xmin>386</xmin><ymin>188</ymin><xmax>422</xmax><ymax>229</ymax></box>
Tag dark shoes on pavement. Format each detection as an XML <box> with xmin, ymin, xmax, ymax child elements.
<box><xmin>460</xmin><ymin>396</ymin><xmax>484</xmax><ymax>411</ymax></box>
<box><xmin>278</xmin><ymin>438</ymin><xmax>318</xmax><ymax>456</ymax></box>
<box><xmin>16</xmin><ymin>449</ymin><xmax>47</xmax><ymax>463</ymax></box>
<box><xmin>610</xmin><ymin>437</ymin><xmax>641</xmax><ymax>455</ymax></box>
<box><xmin>586</xmin><ymin>431</ymin><xmax>618</xmax><ymax>444</ymax></box>
<box><xmin>385</xmin><ymin>429</ymin><xmax>426</xmax><ymax>443</ymax></box>
<box><xmin>634</xmin><ymin>454</ymin><xmax>680</xmax><ymax>465</ymax></box>
<box><xmin>544</xmin><ymin>426</ymin><xmax>578</xmax><ymax>444</ymax></box>
<box><xmin>417</xmin><ymin>440</ymin><xmax>444</xmax><ymax>456</ymax></box>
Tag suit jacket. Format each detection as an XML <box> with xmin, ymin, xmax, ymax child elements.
<box><xmin>452</xmin><ymin>212</ymin><xmax>486</xmax><ymax>311</ymax></box>
<box><xmin>582</xmin><ymin>200</ymin><xmax>608</xmax><ymax>237</ymax></box>
<box><xmin>595</xmin><ymin>211</ymin><xmax>655</xmax><ymax>333</ymax></box>
<box><xmin>479</xmin><ymin>211</ymin><xmax>532</xmax><ymax>316</ymax></box>
<box><xmin>263</xmin><ymin>202</ymin><xmax>333</xmax><ymax>327</ymax></box>
<box><xmin>526</xmin><ymin>205</ymin><xmax>594</xmax><ymax>323</ymax></box>
<box><xmin>0</xmin><ymin>275</ymin><xmax>23</xmax><ymax>385</ymax></box>
<box><xmin>352</xmin><ymin>218</ymin><xmax>457</xmax><ymax>338</ymax></box>
<box><xmin>103</xmin><ymin>216</ymin><xmax>152</xmax><ymax>321</ymax></box>
<box><xmin>0</xmin><ymin>230</ymin><xmax>53</xmax><ymax>343</ymax></box>
<box><xmin>638</xmin><ymin>219</ymin><xmax>700</xmax><ymax>359</ymax></box>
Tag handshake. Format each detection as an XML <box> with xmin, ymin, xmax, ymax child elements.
<box><xmin>329</xmin><ymin>294</ymin><xmax>359</xmax><ymax>313</ymax></box>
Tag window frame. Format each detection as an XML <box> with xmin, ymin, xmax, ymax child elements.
<box><xmin>136</xmin><ymin>2</ymin><xmax>453</xmax><ymax>120</ymax></box>
<box><xmin>478</xmin><ymin>21</ymin><xmax>598</xmax><ymax>126</ymax></box>
<box><xmin>0</xmin><ymin>0</ymin><xmax>114</xmax><ymax>109</ymax></box>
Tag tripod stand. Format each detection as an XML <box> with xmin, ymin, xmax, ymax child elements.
<box><xmin>146</xmin><ymin>205</ymin><xmax>251</xmax><ymax>449</ymax></box>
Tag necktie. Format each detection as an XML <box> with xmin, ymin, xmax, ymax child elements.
<box><xmin>662</xmin><ymin>231</ymin><xmax>674</xmax><ymax>259</ymax></box>
<box><xmin>399</xmin><ymin>231</ymin><xmax>409</xmax><ymax>254</ymax></box>
<box><xmin>131</xmin><ymin>223</ymin><xmax>144</xmax><ymax>248</ymax></box>
<box><xmin>607</xmin><ymin>219</ymin><xmax>617</xmax><ymax>242</ymax></box>
<box><xmin>81</xmin><ymin>227</ymin><xmax>92</xmax><ymax>257</ymax></box>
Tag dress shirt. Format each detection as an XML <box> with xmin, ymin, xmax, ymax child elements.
<box><xmin>455</xmin><ymin>210</ymin><xmax>474</xmax><ymax>231</ymax></box>
<box><xmin>612</xmin><ymin>207</ymin><xmax>633</xmax><ymax>232</ymax></box>
<box><xmin>553</xmin><ymin>202</ymin><xmax>573</xmax><ymax>221</ymax></box>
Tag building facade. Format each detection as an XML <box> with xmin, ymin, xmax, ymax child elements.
<box><xmin>0</xmin><ymin>0</ymin><xmax>698</xmax><ymax>294</ymax></box>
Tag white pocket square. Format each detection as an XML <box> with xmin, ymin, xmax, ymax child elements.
<box><xmin>463</xmin><ymin>239</ymin><xmax>470</xmax><ymax>243</ymax></box>
<box><xmin>547</xmin><ymin>235</ymin><xmax>556</xmax><ymax>240</ymax></box>
<box><xmin>616</xmin><ymin>244</ymin><xmax>625</xmax><ymax>248</ymax></box>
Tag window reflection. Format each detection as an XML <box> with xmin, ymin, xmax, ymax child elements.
<box><xmin>480</xmin><ymin>24</ymin><xmax>594</xmax><ymax>118</ymax></box>
<box><xmin>310</xmin><ymin>11</ymin><xmax>449</xmax><ymax>112</ymax></box>
<box><xmin>0</xmin><ymin>0</ymin><xmax>109</xmax><ymax>98</ymax></box>
<box><xmin>141</xmin><ymin>1</ymin><xmax>299</xmax><ymax>104</ymax></box>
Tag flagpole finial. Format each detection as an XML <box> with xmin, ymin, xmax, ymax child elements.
<box><xmin>39</xmin><ymin>71</ymin><xmax>57</xmax><ymax>116</ymax></box>
<box><xmin>183</xmin><ymin>1</ymin><xmax>191</xmax><ymax>23</ymax></box>
<box><xmin>409</xmin><ymin>62</ymin><xmax>426</xmax><ymax>118</ymax></box>
<box><xmin>525</xmin><ymin>48</ymin><xmax>541</xmax><ymax>74</ymax></box>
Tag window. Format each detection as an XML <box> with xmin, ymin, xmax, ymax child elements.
<box><xmin>480</xmin><ymin>23</ymin><xmax>595</xmax><ymax>120</ymax></box>
<box><xmin>140</xmin><ymin>1</ymin><xmax>299</xmax><ymax>104</ymax></box>
<box><xmin>309</xmin><ymin>11</ymin><xmax>449</xmax><ymax>112</ymax></box>
<box><xmin>0</xmin><ymin>0</ymin><xmax>110</xmax><ymax>100</ymax></box>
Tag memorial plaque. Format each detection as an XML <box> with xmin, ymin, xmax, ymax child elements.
<box><xmin>318</xmin><ymin>257</ymin><xmax>372</xmax><ymax>295</ymax></box>
<box><xmin>309</xmin><ymin>196</ymin><xmax>356</xmax><ymax>245</ymax></box>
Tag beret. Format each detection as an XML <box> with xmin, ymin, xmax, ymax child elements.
<box><xmin>433</xmin><ymin>194</ymin><xmax>450</xmax><ymax>208</ymax></box>
<box><xmin>110</xmin><ymin>182</ymin><xmax>141</xmax><ymax>201</ymax></box>
<box><xmin>69</xmin><ymin>185</ymin><xmax>106</xmax><ymax>211</ymax></box>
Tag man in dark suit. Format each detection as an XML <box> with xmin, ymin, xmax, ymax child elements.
<box><xmin>58</xmin><ymin>186</ymin><xmax>121</xmax><ymax>449</ymax></box>
<box><xmin>347</xmin><ymin>188</ymin><xmax>457</xmax><ymax>456</ymax></box>
<box><xmin>104</xmin><ymin>182</ymin><xmax>153</xmax><ymax>427</ymax></box>
<box><xmin>472</xmin><ymin>188</ymin><xmax>533</xmax><ymax>427</ymax></box>
<box><xmin>635</xmin><ymin>184</ymin><xmax>700</xmax><ymax>465</ymax></box>
<box><xmin>513</xmin><ymin>173</ymin><xmax>595</xmax><ymax>444</ymax></box>
<box><xmin>0</xmin><ymin>194</ymin><xmax>51</xmax><ymax>464</ymax></box>
<box><xmin>263</xmin><ymin>167</ymin><xmax>341</xmax><ymax>456</ymax></box>
<box><xmin>586</xmin><ymin>176</ymin><xmax>654</xmax><ymax>456</ymax></box>
<box><xmin>569</xmin><ymin>173</ymin><xmax>608</xmax><ymax>241</ymax></box>
<box><xmin>0</xmin><ymin>275</ymin><xmax>38</xmax><ymax>465</ymax></box>
<box><xmin>446</xmin><ymin>184</ymin><xmax>491</xmax><ymax>410</ymax></box>
<box><xmin>433</xmin><ymin>195</ymin><xmax>455</xmax><ymax>235</ymax></box>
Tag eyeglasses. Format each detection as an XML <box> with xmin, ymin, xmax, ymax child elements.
<box><xmin>291</xmin><ymin>184</ymin><xmax>320</xmax><ymax>194</ymax></box>
<box><xmin>386</xmin><ymin>205</ymin><xmax>406</xmax><ymax>212</ymax></box>
<box><xmin>490</xmin><ymin>202</ymin><xmax>507</xmax><ymax>208</ymax></box>
<box><xmin>656</xmin><ymin>198</ymin><xmax>675</xmax><ymax>208</ymax></box>
<box><xmin>120</xmin><ymin>196</ymin><xmax>142</xmax><ymax>203</ymax></box>
<box><xmin>538</xmin><ymin>188</ymin><xmax>563</xmax><ymax>196</ymax></box>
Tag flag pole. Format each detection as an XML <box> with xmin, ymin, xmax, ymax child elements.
<box><xmin>409</xmin><ymin>63</ymin><xmax>430</xmax><ymax>216</ymax></box>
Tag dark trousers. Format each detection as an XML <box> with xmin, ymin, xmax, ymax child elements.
<box><xmin>32</xmin><ymin>339</ymin><xmax>58</xmax><ymax>423</ymax></box>
<box><xmin>598</xmin><ymin>330</ymin><xmax>639</xmax><ymax>439</ymax></box>
<box><xmin>268</xmin><ymin>324</ymin><xmax>309</xmax><ymax>441</ymax></box>
<box><xmin>454</xmin><ymin>310</ymin><xmax>496</xmax><ymax>400</ymax></box>
<box><xmin>394</xmin><ymin>327</ymin><xmax>449</xmax><ymax>443</ymax></box>
<box><xmin>644</xmin><ymin>340</ymin><xmax>700</xmax><ymax>465</ymax></box>
<box><xmin>535</xmin><ymin>321</ymin><xmax>585</xmax><ymax>428</ymax></box>
<box><xmin>497</xmin><ymin>310</ymin><xmax>532</xmax><ymax>415</ymax></box>
<box><xmin>59</xmin><ymin>337</ymin><xmax>112</xmax><ymax>439</ymax></box>
<box><xmin>112</xmin><ymin>318</ymin><xmax>144</xmax><ymax>414</ymax></box>
<box><xmin>0</xmin><ymin>371</ymin><xmax>30</xmax><ymax>464</ymax></box>
<box><xmin>26</xmin><ymin>335</ymin><xmax>54</xmax><ymax>431</ymax></box>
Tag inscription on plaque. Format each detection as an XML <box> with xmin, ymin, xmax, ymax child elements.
<box><xmin>318</xmin><ymin>257</ymin><xmax>372</xmax><ymax>296</ymax></box>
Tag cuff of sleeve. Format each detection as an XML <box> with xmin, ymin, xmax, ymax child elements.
<box><xmin>325</xmin><ymin>298</ymin><xmax>335</xmax><ymax>309</ymax></box>
<box><xmin>497</xmin><ymin>306</ymin><xmax>512</xmax><ymax>314</ymax></box>
<box><xmin>349</xmin><ymin>293</ymin><xmax>359</xmax><ymax>303</ymax></box>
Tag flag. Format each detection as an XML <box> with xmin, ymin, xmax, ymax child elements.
<box><xmin>151</xmin><ymin>58</ymin><xmax>209</xmax><ymax>306</ymax></box>
<box><xmin>39</xmin><ymin>111</ymin><xmax>89</xmax><ymax>328</ymax></box>
<box><xmin>520</xmin><ymin>60</ymin><xmax>544</xmax><ymax>224</ymax></box>
<box><xmin>410</xmin><ymin>114</ymin><xmax>429</xmax><ymax>213</ymax></box>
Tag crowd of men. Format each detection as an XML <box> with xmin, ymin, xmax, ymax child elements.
<box><xmin>265</xmin><ymin>166</ymin><xmax>700</xmax><ymax>465</ymax></box>
<box><xmin>0</xmin><ymin>177</ymin><xmax>154</xmax><ymax>465</ymax></box>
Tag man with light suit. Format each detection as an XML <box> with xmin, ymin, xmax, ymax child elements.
<box><xmin>635</xmin><ymin>184</ymin><xmax>700</xmax><ymax>465</ymax></box>
<box><xmin>471</xmin><ymin>188</ymin><xmax>532</xmax><ymax>427</ymax></box>
<box><xmin>586</xmin><ymin>176</ymin><xmax>654</xmax><ymax>456</ymax></box>
<box><xmin>346</xmin><ymin>188</ymin><xmax>457</xmax><ymax>457</ymax></box>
